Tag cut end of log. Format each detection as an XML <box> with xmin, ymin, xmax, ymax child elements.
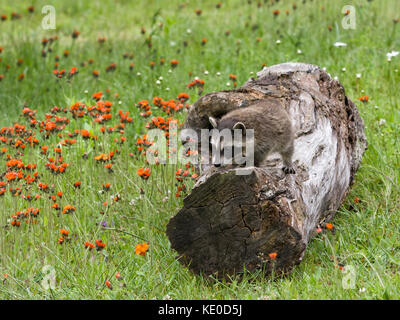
<box><xmin>166</xmin><ymin>167</ymin><xmax>307</xmax><ymax>277</ymax></box>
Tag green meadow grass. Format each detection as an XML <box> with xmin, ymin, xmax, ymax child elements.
<box><xmin>0</xmin><ymin>0</ymin><xmax>399</xmax><ymax>299</ymax></box>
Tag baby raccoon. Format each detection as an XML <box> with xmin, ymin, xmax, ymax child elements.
<box><xmin>209</xmin><ymin>100</ymin><xmax>295</xmax><ymax>173</ymax></box>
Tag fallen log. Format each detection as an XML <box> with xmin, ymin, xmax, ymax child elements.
<box><xmin>166</xmin><ymin>62</ymin><xmax>367</xmax><ymax>278</ymax></box>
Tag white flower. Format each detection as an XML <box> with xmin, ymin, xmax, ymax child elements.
<box><xmin>159</xmin><ymin>76</ymin><xmax>163</xmax><ymax>81</ymax></box>
<box><xmin>342</xmin><ymin>67</ymin><xmax>346</xmax><ymax>72</ymax></box>
<box><xmin>334</xmin><ymin>76</ymin><xmax>338</xmax><ymax>80</ymax></box>
<box><xmin>84</xmin><ymin>90</ymin><xmax>88</xmax><ymax>94</ymax></box>
<box><xmin>204</xmin><ymin>70</ymin><xmax>209</xmax><ymax>75</ymax></box>
<box><xmin>156</xmin><ymin>80</ymin><xmax>161</xmax><ymax>85</ymax></box>
<box><xmin>387</xmin><ymin>51</ymin><xmax>399</xmax><ymax>60</ymax></box>
<box><xmin>118</xmin><ymin>101</ymin><xmax>122</xmax><ymax>105</ymax></box>
<box><xmin>216</xmin><ymin>72</ymin><xmax>221</xmax><ymax>76</ymax></box>
<box><xmin>297</xmin><ymin>49</ymin><xmax>302</xmax><ymax>54</ymax></box>
<box><xmin>359</xmin><ymin>288</ymin><xmax>366</xmax><ymax>293</ymax></box>
<box><xmin>249</xmin><ymin>71</ymin><xmax>254</xmax><ymax>75</ymax></box>
<box><xmin>166</xmin><ymin>87</ymin><xmax>170</xmax><ymax>91</ymax></box>
<box><xmin>322</xmin><ymin>67</ymin><xmax>327</xmax><ymax>71</ymax></box>
<box><xmin>168</xmin><ymin>69</ymin><xmax>172</xmax><ymax>73</ymax></box>
<box><xmin>226</xmin><ymin>82</ymin><xmax>231</xmax><ymax>86</ymax></box>
<box><xmin>137</xmin><ymin>72</ymin><xmax>141</xmax><ymax>76</ymax></box>
<box><xmin>194</xmin><ymin>76</ymin><xmax>199</xmax><ymax>80</ymax></box>
<box><xmin>186</xmin><ymin>29</ymin><xmax>192</xmax><ymax>34</ymax></box>
<box><xmin>333</xmin><ymin>42</ymin><xmax>347</xmax><ymax>47</ymax></box>
<box><xmin>374</xmin><ymin>105</ymin><xmax>379</xmax><ymax>109</ymax></box>
<box><xmin>356</xmin><ymin>73</ymin><xmax>361</xmax><ymax>79</ymax></box>
<box><xmin>170</xmin><ymin>41</ymin><xmax>176</xmax><ymax>47</ymax></box>
<box><xmin>378</xmin><ymin>118</ymin><xmax>386</xmax><ymax>126</ymax></box>
<box><xmin>276</xmin><ymin>39</ymin><xmax>281</xmax><ymax>45</ymax></box>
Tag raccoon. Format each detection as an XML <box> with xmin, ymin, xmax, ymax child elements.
<box><xmin>208</xmin><ymin>100</ymin><xmax>295</xmax><ymax>173</ymax></box>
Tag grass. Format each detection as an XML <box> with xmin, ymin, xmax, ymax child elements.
<box><xmin>0</xmin><ymin>0</ymin><xmax>399</xmax><ymax>299</ymax></box>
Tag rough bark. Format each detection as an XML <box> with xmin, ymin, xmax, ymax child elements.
<box><xmin>166</xmin><ymin>62</ymin><xmax>367</xmax><ymax>278</ymax></box>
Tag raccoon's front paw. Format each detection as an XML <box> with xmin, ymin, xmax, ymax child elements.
<box><xmin>283</xmin><ymin>166</ymin><xmax>295</xmax><ymax>174</ymax></box>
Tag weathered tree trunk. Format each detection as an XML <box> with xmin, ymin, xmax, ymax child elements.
<box><xmin>166</xmin><ymin>63</ymin><xmax>367</xmax><ymax>278</ymax></box>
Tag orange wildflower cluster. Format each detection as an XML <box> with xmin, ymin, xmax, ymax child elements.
<box><xmin>45</xmin><ymin>157</ymin><xmax>69</xmax><ymax>174</ymax></box>
<box><xmin>118</xmin><ymin>110</ymin><xmax>133</xmax><ymax>123</ymax></box>
<box><xmin>152</xmin><ymin>96</ymin><xmax>189</xmax><ymax>114</ymax></box>
<box><xmin>95</xmin><ymin>239</ymin><xmax>106</xmax><ymax>250</ymax></box>
<box><xmin>52</xmin><ymin>66</ymin><xmax>78</xmax><ymax>79</ymax></box>
<box><xmin>136</xmin><ymin>134</ymin><xmax>153</xmax><ymax>154</ymax></box>
<box><xmin>137</xmin><ymin>168</ymin><xmax>152</xmax><ymax>180</ymax></box>
<box><xmin>58</xmin><ymin>229</ymin><xmax>70</xmax><ymax>244</ymax></box>
<box><xmin>186</xmin><ymin>79</ymin><xmax>205</xmax><ymax>88</ymax></box>
<box><xmin>62</xmin><ymin>205</ymin><xmax>76</xmax><ymax>215</ymax></box>
<box><xmin>175</xmin><ymin>165</ymin><xmax>198</xmax><ymax>197</ymax></box>
<box><xmin>136</xmin><ymin>100</ymin><xmax>152</xmax><ymax>118</ymax></box>
<box><xmin>84</xmin><ymin>241</ymin><xmax>96</xmax><ymax>250</ymax></box>
<box><xmin>10</xmin><ymin>208</ymin><xmax>40</xmax><ymax>227</ymax></box>
<box><xmin>135</xmin><ymin>242</ymin><xmax>149</xmax><ymax>256</ymax></box>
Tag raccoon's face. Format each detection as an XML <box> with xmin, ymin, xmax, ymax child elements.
<box><xmin>209</xmin><ymin>116</ymin><xmax>246</xmax><ymax>167</ymax></box>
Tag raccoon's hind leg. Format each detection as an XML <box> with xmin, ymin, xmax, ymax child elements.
<box><xmin>281</xmin><ymin>144</ymin><xmax>295</xmax><ymax>174</ymax></box>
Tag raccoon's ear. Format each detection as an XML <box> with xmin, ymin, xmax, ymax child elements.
<box><xmin>209</xmin><ymin>116</ymin><xmax>218</xmax><ymax>128</ymax></box>
<box><xmin>233</xmin><ymin>122</ymin><xmax>246</xmax><ymax>131</ymax></box>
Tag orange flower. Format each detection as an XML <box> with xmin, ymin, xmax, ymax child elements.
<box><xmin>95</xmin><ymin>153</ymin><xmax>109</xmax><ymax>161</ymax></box>
<box><xmin>84</xmin><ymin>241</ymin><xmax>95</xmax><ymax>250</ymax></box>
<box><xmin>69</xmin><ymin>66</ymin><xmax>78</xmax><ymax>77</ymax></box>
<box><xmin>95</xmin><ymin>240</ymin><xmax>106</xmax><ymax>251</ymax></box>
<box><xmin>92</xmin><ymin>92</ymin><xmax>103</xmax><ymax>100</ymax></box>
<box><xmin>81</xmin><ymin>129</ymin><xmax>92</xmax><ymax>139</ymax></box>
<box><xmin>268</xmin><ymin>252</ymin><xmax>277</xmax><ymax>260</ymax></box>
<box><xmin>60</xmin><ymin>229</ymin><xmax>69</xmax><ymax>236</ymax></box>
<box><xmin>325</xmin><ymin>223</ymin><xmax>334</xmax><ymax>230</ymax></box>
<box><xmin>135</xmin><ymin>242</ymin><xmax>149</xmax><ymax>256</ymax></box>
<box><xmin>170</xmin><ymin>60</ymin><xmax>179</xmax><ymax>68</ymax></box>
<box><xmin>11</xmin><ymin>220</ymin><xmax>21</xmax><ymax>227</ymax></box>
<box><xmin>105</xmin><ymin>280</ymin><xmax>112</xmax><ymax>290</ymax></box>
<box><xmin>58</xmin><ymin>236</ymin><xmax>65</xmax><ymax>244</ymax></box>
<box><xmin>137</xmin><ymin>168</ymin><xmax>151</xmax><ymax>179</ymax></box>
<box><xmin>62</xmin><ymin>205</ymin><xmax>76</xmax><ymax>215</ymax></box>
<box><xmin>74</xmin><ymin>181</ymin><xmax>81</xmax><ymax>188</ymax></box>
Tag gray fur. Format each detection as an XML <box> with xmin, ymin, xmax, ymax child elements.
<box><xmin>209</xmin><ymin>100</ymin><xmax>295</xmax><ymax>173</ymax></box>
